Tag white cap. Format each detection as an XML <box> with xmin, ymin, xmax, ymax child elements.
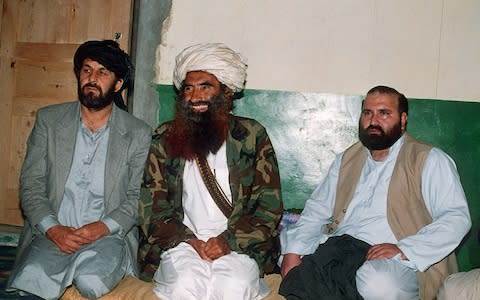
<box><xmin>173</xmin><ymin>43</ymin><xmax>248</xmax><ymax>93</ymax></box>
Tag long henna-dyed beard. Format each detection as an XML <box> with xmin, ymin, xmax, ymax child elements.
<box><xmin>166</xmin><ymin>92</ymin><xmax>232</xmax><ymax>160</ymax></box>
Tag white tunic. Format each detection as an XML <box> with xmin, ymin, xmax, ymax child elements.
<box><xmin>281</xmin><ymin>135</ymin><xmax>471</xmax><ymax>272</ymax></box>
<box><xmin>153</xmin><ymin>142</ymin><xmax>270</xmax><ymax>300</ymax></box>
<box><xmin>182</xmin><ymin>142</ymin><xmax>232</xmax><ymax>240</ymax></box>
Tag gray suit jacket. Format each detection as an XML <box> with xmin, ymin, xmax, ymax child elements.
<box><xmin>14</xmin><ymin>101</ymin><xmax>151</xmax><ymax>275</ymax></box>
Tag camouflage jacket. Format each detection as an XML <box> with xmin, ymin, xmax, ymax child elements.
<box><xmin>138</xmin><ymin>115</ymin><xmax>283</xmax><ymax>281</ymax></box>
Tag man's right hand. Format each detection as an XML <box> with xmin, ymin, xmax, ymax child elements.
<box><xmin>186</xmin><ymin>239</ymin><xmax>212</xmax><ymax>261</ymax></box>
<box><xmin>46</xmin><ymin>225</ymin><xmax>91</xmax><ymax>254</ymax></box>
<box><xmin>281</xmin><ymin>253</ymin><xmax>302</xmax><ymax>278</ymax></box>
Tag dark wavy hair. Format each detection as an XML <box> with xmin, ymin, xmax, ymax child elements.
<box><xmin>365</xmin><ymin>85</ymin><xmax>408</xmax><ymax>115</ymax></box>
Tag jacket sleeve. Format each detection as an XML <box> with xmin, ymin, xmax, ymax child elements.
<box><xmin>20</xmin><ymin>109</ymin><xmax>56</xmax><ymax>228</ymax></box>
<box><xmin>104</xmin><ymin>124</ymin><xmax>151</xmax><ymax>236</ymax></box>
<box><xmin>219</xmin><ymin>126</ymin><xmax>283</xmax><ymax>274</ymax></box>
<box><xmin>137</xmin><ymin>126</ymin><xmax>195</xmax><ymax>280</ymax></box>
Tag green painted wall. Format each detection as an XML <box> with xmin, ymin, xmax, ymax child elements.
<box><xmin>156</xmin><ymin>84</ymin><xmax>479</xmax><ymax>272</ymax></box>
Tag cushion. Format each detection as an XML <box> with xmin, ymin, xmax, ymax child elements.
<box><xmin>61</xmin><ymin>274</ymin><xmax>285</xmax><ymax>300</ymax></box>
<box><xmin>437</xmin><ymin>269</ymin><xmax>480</xmax><ymax>300</ymax></box>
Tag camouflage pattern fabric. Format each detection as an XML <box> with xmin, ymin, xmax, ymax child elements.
<box><xmin>137</xmin><ymin>115</ymin><xmax>283</xmax><ymax>281</ymax></box>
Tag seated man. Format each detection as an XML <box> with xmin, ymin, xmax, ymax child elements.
<box><xmin>7</xmin><ymin>40</ymin><xmax>151</xmax><ymax>299</ymax></box>
<box><xmin>137</xmin><ymin>43</ymin><xmax>283</xmax><ymax>300</ymax></box>
<box><xmin>279</xmin><ymin>86</ymin><xmax>471</xmax><ymax>300</ymax></box>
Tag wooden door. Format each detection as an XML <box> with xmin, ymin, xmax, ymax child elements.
<box><xmin>0</xmin><ymin>0</ymin><xmax>133</xmax><ymax>225</ymax></box>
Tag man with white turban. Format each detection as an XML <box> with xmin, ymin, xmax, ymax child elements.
<box><xmin>138</xmin><ymin>43</ymin><xmax>283</xmax><ymax>299</ymax></box>
<box><xmin>173</xmin><ymin>43</ymin><xmax>248</xmax><ymax>94</ymax></box>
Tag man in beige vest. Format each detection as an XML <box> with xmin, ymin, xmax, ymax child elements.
<box><xmin>279</xmin><ymin>85</ymin><xmax>471</xmax><ymax>300</ymax></box>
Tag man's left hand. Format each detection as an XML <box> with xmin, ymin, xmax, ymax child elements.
<box><xmin>366</xmin><ymin>243</ymin><xmax>408</xmax><ymax>261</ymax></box>
<box><xmin>204</xmin><ymin>237</ymin><xmax>231</xmax><ymax>260</ymax></box>
<box><xmin>73</xmin><ymin>221</ymin><xmax>110</xmax><ymax>243</ymax></box>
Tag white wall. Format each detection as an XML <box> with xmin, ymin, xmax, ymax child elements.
<box><xmin>155</xmin><ymin>0</ymin><xmax>480</xmax><ymax>102</ymax></box>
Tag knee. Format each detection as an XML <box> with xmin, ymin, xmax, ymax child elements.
<box><xmin>213</xmin><ymin>258</ymin><xmax>260</xmax><ymax>292</ymax></box>
<box><xmin>74</xmin><ymin>274</ymin><xmax>111</xmax><ymax>299</ymax></box>
<box><xmin>214</xmin><ymin>254</ymin><xmax>259</xmax><ymax>286</ymax></box>
<box><xmin>356</xmin><ymin>265</ymin><xmax>389</xmax><ymax>299</ymax></box>
<box><xmin>210</xmin><ymin>269</ymin><xmax>262</xmax><ymax>300</ymax></box>
<box><xmin>220</xmin><ymin>271</ymin><xmax>251</xmax><ymax>289</ymax></box>
<box><xmin>356</xmin><ymin>261</ymin><xmax>412</xmax><ymax>300</ymax></box>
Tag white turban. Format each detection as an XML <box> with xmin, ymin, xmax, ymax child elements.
<box><xmin>173</xmin><ymin>43</ymin><xmax>248</xmax><ymax>93</ymax></box>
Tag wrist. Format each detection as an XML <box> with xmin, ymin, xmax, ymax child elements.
<box><xmin>185</xmin><ymin>238</ymin><xmax>195</xmax><ymax>245</ymax></box>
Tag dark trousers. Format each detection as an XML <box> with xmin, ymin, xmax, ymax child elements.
<box><xmin>279</xmin><ymin>235</ymin><xmax>371</xmax><ymax>300</ymax></box>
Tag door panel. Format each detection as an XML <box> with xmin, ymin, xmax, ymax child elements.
<box><xmin>0</xmin><ymin>0</ymin><xmax>133</xmax><ymax>225</ymax></box>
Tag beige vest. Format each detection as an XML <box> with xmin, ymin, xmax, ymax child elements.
<box><xmin>327</xmin><ymin>133</ymin><xmax>457</xmax><ymax>300</ymax></box>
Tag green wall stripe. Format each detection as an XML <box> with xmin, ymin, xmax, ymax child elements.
<box><xmin>156</xmin><ymin>84</ymin><xmax>480</xmax><ymax>271</ymax></box>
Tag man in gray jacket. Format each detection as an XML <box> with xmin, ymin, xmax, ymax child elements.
<box><xmin>7</xmin><ymin>40</ymin><xmax>151</xmax><ymax>299</ymax></box>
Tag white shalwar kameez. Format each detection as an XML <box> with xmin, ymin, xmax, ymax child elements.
<box><xmin>281</xmin><ymin>135</ymin><xmax>471</xmax><ymax>300</ymax></box>
<box><xmin>153</xmin><ymin>142</ymin><xmax>270</xmax><ymax>300</ymax></box>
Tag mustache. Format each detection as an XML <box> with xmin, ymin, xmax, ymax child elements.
<box><xmin>83</xmin><ymin>82</ymin><xmax>99</xmax><ymax>89</ymax></box>
<box><xmin>366</xmin><ymin>125</ymin><xmax>384</xmax><ymax>134</ymax></box>
<box><xmin>187</xmin><ymin>100</ymin><xmax>211</xmax><ymax>107</ymax></box>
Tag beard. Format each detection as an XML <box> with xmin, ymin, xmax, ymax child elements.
<box><xmin>359</xmin><ymin>121</ymin><xmax>403</xmax><ymax>150</ymax></box>
<box><xmin>166</xmin><ymin>92</ymin><xmax>232</xmax><ymax>160</ymax></box>
<box><xmin>78</xmin><ymin>82</ymin><xmax>116</xmax><ymax>110</ymax></box>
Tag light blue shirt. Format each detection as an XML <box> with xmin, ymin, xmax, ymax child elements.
<box><xmin>281</xmin><ymin>135</ymin><xmax>471</xmax><ymax>272</ymax></box>
<box><xmin>38</xmin><ymin>119</ymin><xmax>121</xmax><ymax>235</ymax></box>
